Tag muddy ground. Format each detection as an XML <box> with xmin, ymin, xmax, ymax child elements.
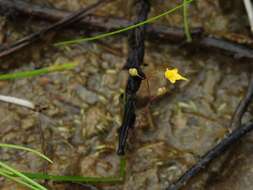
<box><xmin>1</xmin><ymin>0</ymin><xmax>253</xmax><ymax>190</ymax></box>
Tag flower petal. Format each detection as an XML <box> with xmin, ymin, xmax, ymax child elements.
<box><xmin>164</xmin><ymin>68</ymin><xmax>188</xmax><ymax>84</ymax></box>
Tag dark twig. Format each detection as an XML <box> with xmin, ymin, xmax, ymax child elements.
<box><xmin>2</xmin><ymin>1</ymin><xmax>253</xmax><ymax>60</ymax></box>
<box><xmin>167</xmin><ymin>121</ymin><xmax>253</xmax><ymax>190</ymax></box>
<box><xmin>0</xmin><ymin>0</ymin><xmax>111</xmax><ymax>58</ymax></box>
<box><xmin>197</xmin><ymin>37</ymin><xmax>253</xmax><ymax>59</ymax></box>
<box><xmin>230</xmin><ymin>74</ymin><xmax>253</xmax><ymax>129</ymax></box>
<box><xmin>167</xmin><ymin>73</ymin><xmax>253</xmax><ymax>190</ymax></box>
<box><xmin>117</xmin><ymin>0</ymin><xmax>150</xmax><ymax>155</ymax></box>
<box><xmin>0</xmin><ymin>0</ymin><xmax>202</xmax><ymax>42</ymax></box>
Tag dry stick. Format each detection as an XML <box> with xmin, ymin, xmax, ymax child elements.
<box><xmin>1</xmin><ymin>1</ymin><xmax>253</xmax><ymax>59</ymax></box>
<box><xmin>166</xmin><ymin>121</ymin><xmax>253</xmax><ymax>190</ymax></box>
<box><xmin>230</xmin><ymin>74</ymin><xmax>253</xmax><ymax>129</ymax></box>
<box><xmin>200</xmin><ymin>74</ymin><xmax>253</xmax><ymax>190</ymax></box>
<box><xmin>117</xmin><ymin>0</ymin><xmax>150</xmax><ymax>155</ymax></box>
<box><xmin>167</xmin><ymin>73</ymin><xmax>253</xmax><ymax>190</ymax></box>
<box><xmin>0</xmin><ymin>0</ymin><xmax>112</xmax><ymax>58</ymax></box>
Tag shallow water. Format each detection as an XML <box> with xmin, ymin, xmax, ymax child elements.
<box><xmin>0</xmin><ymin>0</ymin><xmax>253</xmax><ymax>190</ymax></box>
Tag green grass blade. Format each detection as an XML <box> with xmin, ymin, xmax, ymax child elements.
<box><xmin>0</xmin><ymin>162</ymin><xmax>47</xmax><ymax>190</ymax></box>
<box><xmin>0</xmin><ymin>169</ymin><xmax>40</xmax><ymax>190</ymax></box>
<box><xmin>119</xmin><ymin>156</ymin><xmax>126</xmax><ymax>179</ymax></box>
<box><xmin>0</xmin><ymin>144</ymin><xmax>53</xmax><ymax>163</ymax></box>
<box><xmin>0</xmin><ymin>63</ymin><xmax>77</xmax><ymax>80</ymax></box>
<box><xmin>183</xmin><ymin>0</ymin><xmax>192</xmax><ymax>42</ymax></box>
<box><xmin>55</xmin><ymin>0</ymin><xmax>193</xmax><ymax>46</ymax></box>
<box><xmin>19</xmin><ymin>157</ymin><xmax>126</xmax><ymax>184</ymax></box>
<box><xmin>23</xmin><ymin>173</ymin><xmax>123</xmax><ymax>184</ymax></box>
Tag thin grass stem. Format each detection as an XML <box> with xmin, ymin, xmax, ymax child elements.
<box><xmin>21</xmin><ymin>157</ymin><xmax>126</xmax><ymax>184</ymax></box>
<box><xmin>0</xmin><ymin>169</ymin><xmax>41</xmax><ymax>190</ymax></box>
<box><xmin>0</xmin><ymin>63</ymin><xmax>77</xmax><ymax>80</ymax></box>
<box><xmin>55</xmin><ymin>0</ymin><xmax>193</xmax><ymax>46</ymax></box>
<box><xmin>0</xmin><ymin>162</ymin><xmax>47</xmax><ymax>190</ymax></box>
<box><xmin>183</xmin><ymin>0</ymin><xmax>192</xmax><ymax>42</ymax></box>
<box><xmin>0</xmin><ymin>144</ymin><xmax>53</xmax><ymax>163</ymax></box>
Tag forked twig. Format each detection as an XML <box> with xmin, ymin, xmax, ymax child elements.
<box><xmin>167</xmin><ymin>73</ymin><xmax>253</xmax><ymax>190</ymax></box>
<box><xmin>167</xmin><ymin>121</ymin><xmax>253</xmax><ymax>190</ymax></box>
<box><xmin>230</xmin><ymin>74</ymin><xmax>253</xmax><ymax>129</ymax></box>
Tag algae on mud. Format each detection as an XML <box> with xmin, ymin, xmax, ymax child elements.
<box><xmin>0</xmin><ymin>0</ymin><xmax>253</xmax><ymax>190</ymax></box>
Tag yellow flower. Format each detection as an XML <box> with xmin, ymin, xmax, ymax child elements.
<box><xmin>164</xmin><ymin>68</ymin><xmax>188</xmax><ymax>84</ymax></box>
<box><xmin>129</xmin><ymin>68</ymin><xmax>139</xmax><ymax>77</ymax></box>
<box><xmin>128</xmin><ymin>68</ymin><xmax>144</xmax><ymax>79</ymax></box>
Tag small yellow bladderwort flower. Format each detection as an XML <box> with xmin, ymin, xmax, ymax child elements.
<box><xmin>128</xmin><ymin>68</ymin><xmax>144</xmax><ymax>79</ymax></box>
<box><xmin>164</xmin><ymin>68</ymin><xmax>188</xmax><ymax>84</ymax></box>
<box><xmin>129</xmin><ymin>68</ymin><xmax>139</xmax><ymax>76</ymax></box>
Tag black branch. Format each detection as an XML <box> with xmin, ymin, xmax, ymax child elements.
<box><xmin>117</xmin><ymin>0</ymin><xmax>150</xmax><ymax>155</ymax></box>
<box><xmin>1</xmin><ymin>0</ymin><xmax>253</xmax><ymax>60</ymax></box>
<box><xmin>167</xmin><ymin>121</ymin><xmax>253</xmax><ymax>190</ymax></box>
<box><xmin>230</xmin><ymin>74</ymin><xmax>253</xmax><ymax>129</ymax></box>
<box><xmin>167</xmin><ymin>73</ymin><xmax>253</xmax><ymax>190</ymax></box>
